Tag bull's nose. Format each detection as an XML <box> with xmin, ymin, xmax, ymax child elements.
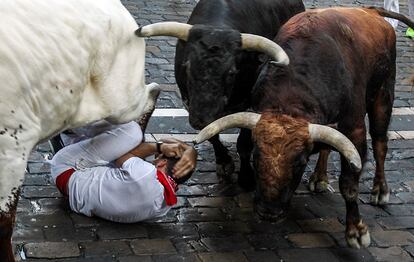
<box><xmin>255</xmin><ymin>201</ymin><xmax>287</xmax><ymax>221</ymax></box>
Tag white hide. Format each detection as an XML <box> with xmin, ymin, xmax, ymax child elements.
<box><xmin>0</xmin><ymin>0</ymin><xmax>157</xmax><ymax>211</ymax></box>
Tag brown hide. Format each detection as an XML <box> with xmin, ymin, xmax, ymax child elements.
<box><xmin>276</xmin><ymin>8</ymin><xmax>396</xmax><ymax>79</ymax></box>
<box><xmin>252</xmin><ymin>112</ymin><xmax>311</xmax><ymax>200</ymax></box>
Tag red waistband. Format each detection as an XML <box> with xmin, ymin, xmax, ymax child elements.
<box><xmin>56</xmin><ymin>168</ymin><xmax>75</xmax><ymax>196</ymax></box>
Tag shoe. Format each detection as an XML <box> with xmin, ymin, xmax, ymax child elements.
<box><xmin>406</xmin><ymin>27</ymin><xmax>414</xmax><ymax>38</ymax></box>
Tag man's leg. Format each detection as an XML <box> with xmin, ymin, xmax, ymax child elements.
<box><xmin>51</xmin><ymin>122</ymin><xmax>143</xmax><ymax>177</ymax></box>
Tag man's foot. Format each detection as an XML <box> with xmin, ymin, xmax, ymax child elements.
<box><xmin>406</xmin><ymin>27</ymin><xmax>414</xmax><ymax>38</ymax></box>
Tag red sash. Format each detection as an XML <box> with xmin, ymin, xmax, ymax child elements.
<box><xmin>56</xmin><ymin>168</ymin><xmax>75</xmax><ymax>196</ymax></box>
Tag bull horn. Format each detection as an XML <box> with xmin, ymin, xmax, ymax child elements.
<box><xmin>193</xmin><ymin>112</ymin><xmax>261</xmax><ymax>144</ymax></box>
<box><xmin>308</xmin><ymin>124</ymin><xmax>362</xmax><ymax>172</ymax></box>
<box><xmin>240</xmin><ymin>33</ymin><xmax>289</xmax><ymax>65</ymax></box>
<box><xmin>135</xmin><ymin>22</ymin><xmax>192</xmax><ymax>41</ymax></box>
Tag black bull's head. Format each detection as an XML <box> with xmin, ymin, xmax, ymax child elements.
<box><xmin>135</xmin><ymin>22</ymin><xmax>289</xmax><ymax>129</ymax></box>
<box><xmin>193</xmin><ymin>112</ymin><xmax>361</xmax><ymax>220</ymax></box>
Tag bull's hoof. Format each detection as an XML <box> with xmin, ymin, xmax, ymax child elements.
<box><xmin>370</xmin><ymin>183</ymin><xmax>389</xmax><ymax>205</ymax></box>
<box><xmin>346</xmin><ymin>220</ymin><xmax>371</xmax><ymax>249</ymax></box>
<box><xmin>370</xmin><ymin>190</ymin><xmax>390</xmax><ymax>205</ymax></box>
<box><xmin>308</xmin><ymin>173</ymin><xmax>329</xmax><ymax>193</ymax></box>
<box><xmin>216</xmin><ymin>160</ymin><xmax>235</xmax><ymax>183</ymax></box>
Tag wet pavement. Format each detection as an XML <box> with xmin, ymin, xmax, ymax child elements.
<box><xmin>12</xmin><ymin>0</ymin><xmax>414</xmax><ymax>261</ymax></box>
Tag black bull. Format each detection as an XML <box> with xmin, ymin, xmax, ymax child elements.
<box><xmin>194</xmin><ymin>7</ymin><xmax>414</xmax><ymax>249</ymax></box>
<box><xmin>137</xmin><ymin>0</ymin><xmax>305</xmax><ymax>190</ymax></box>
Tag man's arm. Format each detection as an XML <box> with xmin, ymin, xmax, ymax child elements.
<box><xmin>114</xmin><ymin>141</ymin><xmax>186</xmax><ymax>168</ymax></box>
<box><xmin>160</xmin><ymin>138</ymin><xmax>197</xmax><ymax>179</ymax></box>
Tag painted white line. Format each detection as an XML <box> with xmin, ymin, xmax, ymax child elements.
<box><xmin>396</xmin><ymin>131</ymin><xmax>414</xmax><ymax>140</ymax></box>
<box><xmin>392</xmin><ymin>107</ymin><xmax>414</xmax><ymax>115</ymax></box>
<box><xmin>147</xmin><ymin>133</ymin><xmax>240</xmax><ymax>143</ymax></box>
<box><xmin>152</xmin><ymin>108</ymin><xmax>188</xmax><ymax>117</ymax></box>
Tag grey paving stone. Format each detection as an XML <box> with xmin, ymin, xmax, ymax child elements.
<box><xmin>200</xmin><ymin>235</ymin><xmax>252</xmax><ymax>252</ymax></box>
<box><xmin>188</xmin><ymin>197</ymin><xmax>236</xmax><ymax>208</ymax></box>
<box><xmin>17</xmin><ymin>211</ymin><xmax>73</xmax><ymax>228</ymax></box>
<box><xmin>331</xmin><ymin>248</ymin><xmax>376</xmax><ymax>262</ymax></box>
<box><xmin>197</xmin><ymin>221</ymin><xmax>252</xmax><ymax>238</ymax></box>
<box><xmin>27</xmin><ymin>162</ymin><xmax>51</xmax><ymax>174</ymax></box>
<box><xmin>24</xmin><ymin>242</ymin><xmax>80</xmax><ymax>259</ymax></box>
<box><xmin>297</xmin><ymin>218</ymin><xmax>344</xmax><ymax>233</ymax></box>
<box><xmin>176</xmin><ymin>185</ymin><xmax>207</xmax><ymax>196</ymax></box>
<box><xmin>368</xmin><ymin>246</ymin><xmax>413</xmax><ymax>262</ymax></box>
<box><xmin>96</xmin><ymin>223</ymin><xmax>148</xmax><ymax>240</ymax></box>
<box><xmin>178</xmin><ymin>208</ymin><xmax>226</xmax><ymax>222</ymax></box>
<box><xmin>404</xmin><ymin>245</ymin><xmax>414</xmax><ymax>257</ymax></box>
<box><xmin>146</xmin><ymin>223</ymin><xmax>198</xmax><ymax>239</ymax></box>
<box><xmin>23</xmin><ymin>174</ymin><xmax>52</xmax><ymax>186</ymax></box>
<box><xmin>186</xmin><ymin>172</ymin><xmax>220</xmax><ymax>185</ymax></box>
<box><xmin>12</xmin><ymin>226</ymin><xmax>44</xmax><ymax>242</ymax></box>
<box><xmin>70</xmin><ymin>213</ymin><xmax>102</xmax><ymax>228</ymax></box>
<box><xmin>383</xmin><ymin>204</ymin><xmax>414</xmax><ymax>216</ymax></box>
<box><xmin>130</xmin><ymin>239</ymin><xmax>176</xmax><ymax>255</ymax></box>
<box><xmin>21</xmin><ymin>185</ymin><xmax>61</xmax><ymax>198</ymax></box>
<box><xmin>80</xmin><ymin>240</ymin><xmax>132</xmax><ymax>257</ymax></box>
<box><xmin>118</xmin><ymin>256</ymin><xmax>152</xmax><ymax>262</ymax></box>
<box><xmin>152</xmin><ymin>253</ymin><xmax>201</xmax><ymax>262</ymax></box>
<box><xmin>44</xmin><ymin>226</ymin><xmax>96</xmax><ymax>242</ymax></box>
<box><xmin>396</xmin><ymin>192</ymin><xmax>414</xmax><ymax>203</ymax></box>
<box><xmin>224</xmin><ymin>207</ymin><xmax>256</xmax><ymax>222</ymax></box>
<box><xmin>278</xmin><ymin>248</ymin><xmax>340</xmax><ymax>262</ymax></box>
<box><xmin>197</xmin><ymin>252</ymin><xmax>248</xmax><ymax>262</ymax></box>
<box><xmin>172</xmin><ymin>237</ymin><xmax>208</xmax><ymax>254</ymax></box>
<box><xmin>243</xmin><ymin>250</ymin><xmax>281</xmax><ymax>262</ymax></box>
<box><xmin>249</xmin><ymin>219</ymin><xmax>302</xmax><ymax>234</ymax></box>
<box><xmin>287</xmin><ymin>233</ymin><xmax>336</xmax><ymax>248</ymax></box>
<box><xmin>377</xmin><ymin>216</ymin><xmax>414</xmax><ymax>230</ymax></box>
<box><xmin>371</xmin><ymin>230</ymin><xmax>414</xmax><ymax>247</ymax></box>
<box><xmin>246</xmin><ymin>233</ymin><xmax>291</xmax><ymax>250</ymax></box>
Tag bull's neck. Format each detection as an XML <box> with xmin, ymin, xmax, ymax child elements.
<box><xmin>253</xmin><ymin>70</ymin><xmax>325</xmax><ymax>124</ymax></box>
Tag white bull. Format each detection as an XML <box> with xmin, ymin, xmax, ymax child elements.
<box><xmin>0</xmin><ymin>0</ymin><xmax>157</xmax><ymax>259</ymax></box>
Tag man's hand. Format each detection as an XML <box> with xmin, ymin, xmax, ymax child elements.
<box><xmin>161</xmin><ymin>143</ymin><xmax>184</xmax><ymax>158</ymax></box>
<box><xmin>172</xmin><ymin>146</ymin><xmax>197</xmax><ymax>179</ymax></box>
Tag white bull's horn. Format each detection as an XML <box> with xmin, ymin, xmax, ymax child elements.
<box><xmin>135</xmin><ymin>22</ymin><xmax>192</xmax><ymax>41</ymax></box>
<box><xmin>240</xmin><ymin>33</ymin><xmax>289</xmax><ymax>65</ymax></box>
<box><xmin>308</xmin><ymin>124</ymin><xmax>362</xmax><ymax>172</ymax></box>
<box><xmin>193</xmin><ymin>112</ymin><xmax>261</xmax><ymax>144</ymax></box>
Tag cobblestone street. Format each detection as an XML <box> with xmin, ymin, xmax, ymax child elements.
<box><xmin>12</xmin><ymin>0</ymin><xmax>414</xmax><ymax>261</ymax></box>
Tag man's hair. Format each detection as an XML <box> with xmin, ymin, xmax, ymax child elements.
<box><xmin>161</xmin><ymin>155</ymin><xmax>193</xmax><ymax>184</ymax></box>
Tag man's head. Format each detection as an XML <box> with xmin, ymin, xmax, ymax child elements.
<box><xmin>154</xmin><ymin>155</ymin><xmax>193</xmax><ymax>184</ymax></box>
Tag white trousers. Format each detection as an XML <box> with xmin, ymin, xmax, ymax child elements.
<box><xmin>50</xmin><ymin>122</ymin><xmax>169</xmax><ymax>223</ymax></box>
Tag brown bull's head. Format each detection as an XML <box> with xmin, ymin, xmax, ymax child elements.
<box><xmin>136</xmin><ymin>22</ymin><xmax>289</xmax><ymax>129</ymax></box>
<box><xmin>193</xmin><ymin>112</ymin><xmax>361</xmax><ymax>221</ymax></box>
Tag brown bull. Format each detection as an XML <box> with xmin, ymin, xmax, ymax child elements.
<box><xmin>194</xmin><ymin>7</ymin><xmax>414</xmax><ymax>248</ymax></box>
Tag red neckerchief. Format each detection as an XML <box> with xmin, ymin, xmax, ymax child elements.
<box><xmin>156</xmin><ymin>170</ymin><xmax>177</xmax><ymax>206</ymax></box>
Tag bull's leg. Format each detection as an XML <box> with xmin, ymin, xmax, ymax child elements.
<box><xmin>0</xmin><ymin>198</ymin><xmax>18</xmax><ymax>262</ymax></box>
<box><xmin>237</xmin><ymin>128</ymin><xmax>255</xmax><ymax>191</ymax></box>
<box><xmin>367</xmin><ymin>80</ymin><xmax>394</xmax><ymax>205</ymax></box>
<box><xmin>309</xmin><ymin>149</ymin><xmax>330</xmax><ymax>192</ymax></box>
<box><xmin>338</xmin><ymin>124</ymin><xmax>370</xmax><ymax>248</ymax></box>
<box><xmin>209</xmin><ymin>135</ymin><xmax>235</xmax><ymax>182</ymax></box>
<box><xmin>0</xmin><ymin>135</ymin><xmax>34</xmax><ymax>261</ymax></box>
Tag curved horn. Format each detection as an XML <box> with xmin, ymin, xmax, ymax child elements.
<box><xmin>193</xmin><ymin>112</ymin><xmax>261</xmax><ymax>144</ymax></box>
<box><xmin>240</xmin><ymin>33</ymin><xmax>289</xmax><ymax>65</ymax></box>
<box><xmin>135</xmin><ymin>22</ymin><xmax>192</xmax><ymax>41</ymax></box>
<box><xmin>308</xmin><ymin>124</ymin><xmax>362</xmax><ymax>172</ymax></box>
